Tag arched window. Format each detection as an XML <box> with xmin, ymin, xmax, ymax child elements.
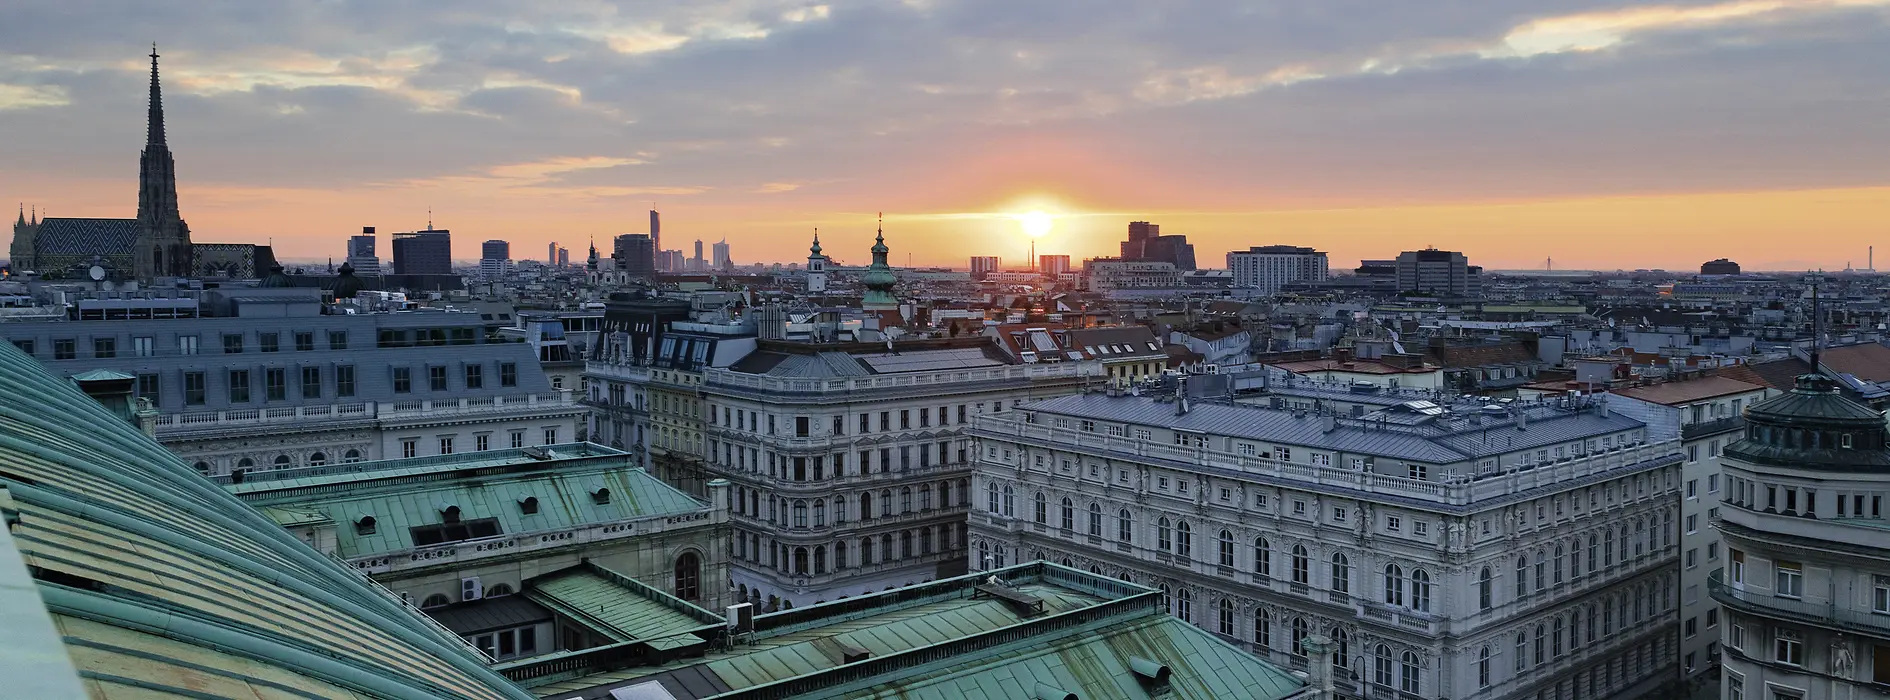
<box><xmin>485</xmin><ymin>583</ymin><xmax>514</xmax><ymax>597</ymax></box>
<box><xmin>1533</xmin><ymin>623</ymin><xmax>1546</xmax><ymax>665</ymax></box>
<box><xmin>1255</xmin><ymin>613</ymin><xmax>1272</xmax><ymax>650</ymax></box>
<box><xmin>919</xmin><ymin>483</ymin><xmax>932</xmax><ymax>510</ymax></box>
<box><xmin>354</xmin><ymin>515</ymin><xmax>377</xmax><ymax>536</ymax></box>
<box><xmin>1291</xmin><ymin>545</ymin><xmax>1310</xmax><ymax>584</ymax></box>
<box><xmin>793</xmin><ymin>500</ymin><xmax>808</xmax><ymax>528</ymax></box>
<box><xmin>1373</xmin><ymin>645</ymin><xmax>1393</xmax><ymax>687</ymax></box>
<box><xmin>192</xmin><ymin>461</ymin><xmax>211</xmax><ymax>474</ymax></box>
<box><xmin>1515</xmin><ymin>554</ymin><xmax>1529</xmax><ymax>596</ymax></box>
<box><xmin>880</xmin><ymin>489</ymin><xmax>892</xmax><ymax>515</ymax></box>
<box><xmin>1617</xmin><ymin>524</ymin><xmax>1630</xmax><ymax>562</ymax></box>
<box><xmin>813</xmin><ymin>545</ymin><xmax>827</xmax><ymax>575</ymax></box>
<box><xmin>343</xmin><ymin>449</ymin><xmax>362</xmax><ymax>463</ymax></box>
<box><xmin>1554</xmin><ymin>544</ymin><xmax>1566</xmax><ymax>584</ymax></box>
<box><xmin>1177</xmin><ymin>588</ymin><xmax>1193</xmax><ymax>621</ymax></box>
<box><xmin>1292</xmin><ymin>617</ymin><xmax>1310</xmax><ymax>657</ymax></box>
<box><xmin>1254</xmin><ymin>537</ymin><xmax>1272</xmax><ymax>577</ymax></box>
<box><xmin>862</xmin><ymin>491</ymin><xmax>875</xmax><ymax>519</ymax></box>
<box><xmin>834</xmin><ymin>495</ymin><xmax>847</xmax><ymax>524</ymax></box>
<box><xmin>421</xmin><ymin>594</ymin><xmax>451</xmax><ymax>609</ymax></box>
<box><xmin>1088</xmin><ymin>503</ymin><xmax>1103</xmax><ymax>536</ymax></box>
<box><xmin>1218</xmin><ymin>598</ymin><xmax>1235</xmax><ymax>635</ymax></box>
<box><xmin>1117</xmin><ymin>509</ymin><xmax>1133</xmax><ymax>542</ymax></box>
<box><xmin>1383</xmin><ymin>564</ymin><xmax>1404</xmax><ymax>606</ymax></box>
<box><xmin>1159</xmin><ymin>583</ymin><xmax>1174</xmax><ymax>614</ymax></box>
<box><xmin>901</xmin><ymin>530</ymin><xmax>913</xmax><ymax>558</ymax></box>
<box><xmin>834</xmin><ymin>541</ymin><xmax>847</xmax><ymax>569</ymax></box>
<box><xmin>1514</xmin><ymin>631</ymin><xmax>1528</xmax><ymax>672</ymax></box>
<box><xmin>1571</xmin><ymin>539</ymin><xmax>1583</xmax><ymax>578</ymax></box>
<box><xmin>987</xmin><ymin>483</ymin><xmax>1000</xmax><ymax>513</ymax></box>
<box><xmin>901</xmin><ymin>486</ymin><xmax>914</xmax><ymax>514</ymax></box>
<box><xmin>1158</xmin><ymin>518</ymin><xmax>1173</xmax><ymax>551</ymax></box>
<box><xmin>1553</xmin><ymin>615</ymin><xmax>1565</xmax><ymax>655</ymax></box>
<box><xmin>1175</xmin><ymin>521</ymin><xmax>1193</xmax><ymax>560</ymax></box>
<box><xmin>1533</xmin><ymin>551</ymin><xmax>1544</xmax><ymax>589</ymax></box>
<box><xmin>1331</xmin><ymin>553</ymin><xmax>1351</xmax><ymax>594</ymax></box>
<box><xmin>1218</xmin><ymin>530</ymin><xmax>1237</xmax><ymax>568</ymax></box>
<box><xmin>1478</xmin><ymin>566</ymin><xmax>1493</xmax><ymax>610</ymax></box>
<box><xmin>1033</xmin><ymin>491</ymin><xmax>1047</xmax><ymax>523</ymax></box>
<box><xmin>813</xmin><ymin>499</ymin><xmax>826</xmax><ymax>527</ymax></box>
<box><xmin>1410</xmin><ymin>569</ymin><xmax>1432</xmax><ymax>612</ymax></box>
<box><xmin>273</xmin><ymin>454</ymin><xmax>292</xmax><ymax>467</ymax></box>
<box><xmin>1604</xmin><ymin>528</ymin><xmax>1617</xmax><ymax>566</ymax></box>
<box><xmin>793</xmin><ymin>547</ymin><xmax>809</xmax><ymax>575</ymax></box>
<box><xmin>1400</xmin><ymin>651</ymin><xmax>1421</xmax><ymax>694</ymax></box>
<box><xmin>308</xmin><ymin>452</ymin><xmax>328</xmax><ymax>466</ymax></box>
<box><xmin>1478</xmin><ymin>646</ymin><xmax>1492</xmax><ymax>688</ymax></box>
<box><xmin>237</xmin><ymin>457</ymin><xmax>254</xmax><ymax>469</ymax></box>
<box><xmin>1060</xmin><ymin>497</ymin><xmax>1074</xmax><ymax>531</ymax></box>
<box><xmin>1001</xmin><ymin>485</ymin><xmax>1013</xmax><ymax>516</ymax></box>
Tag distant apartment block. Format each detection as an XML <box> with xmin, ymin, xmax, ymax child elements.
<box><xmin>392</xmin><ymin>228</ymin><xmax>453</xmax><ymax>275</ymax></box>
<box><xmin>1228</xmin><ymin>245</ymin><xmax>1329</xmax><ymax>294</ymax></box>
<box><xmin>1395</xmin><ymin>248</ymin><xmax>1481</xmax><ymax>298</ymax></box>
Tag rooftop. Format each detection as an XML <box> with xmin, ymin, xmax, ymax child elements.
<box><xmin>1610</xmin><ymin>376</ymin><xmax>1769</xmax><ymax>406</ymax></box>
<box><xmin>521</xmin><ymin>562</ymin><xmax>1306</xmax><ymax>700</ymax></box>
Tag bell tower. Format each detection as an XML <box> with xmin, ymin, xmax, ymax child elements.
<box><xmin>132</xmin><ymin>45</ymin><xmax>192</xmax><ymax>279</ymax></box>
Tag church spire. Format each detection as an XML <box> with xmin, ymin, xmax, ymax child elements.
<box><xmin>147</xmin><ymin>44</ymin><xmax>166</xmax><ymax>148</ymax></box>
<box><xmin>15</xmin><ymin>204</ymin><xmax>22</xmax><ymax>227</ymax></box>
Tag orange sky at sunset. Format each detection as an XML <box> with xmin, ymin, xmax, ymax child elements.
<box><xmin>3</xmin><ymin>0</ymin><xmax>1888</xmax><ymax>272</ymax></box>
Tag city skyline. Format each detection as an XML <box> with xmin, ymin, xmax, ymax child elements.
<box><xmin>2</xmin><ymin>1</ymin><xmax>1888</xmax><ymax>270</ymax></box>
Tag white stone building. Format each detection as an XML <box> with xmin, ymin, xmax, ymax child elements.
<box><xmin>972</xmin><ymin>391</ymin><xmax>1686</xmax><ymax>699</ymax></box>
<box><xmin>1228</xmin><ymin>245</ymin><xmax>1329</xmax><ymax>294</ymax></box>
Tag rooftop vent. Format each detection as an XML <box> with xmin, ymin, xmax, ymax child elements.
<box><xmin>1130</xmin><ymin>656</ymin><xmax>1173</xmax><ymax>686</ymax></box>
<box><xmin>840</xmin><ymin>644</ymin><xmax>871</xmax><ymax>664</ymax></box>
<box><xmin>1032</xmin><ymin>683</ymin><xmax>1078</xmax><ymax>700</ymax></box>
<box><xmin>521</xmin><ymin>446</ymin><xmax>552</xmax><ymax>460</ymax></box>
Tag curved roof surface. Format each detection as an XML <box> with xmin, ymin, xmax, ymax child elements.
<box><xmin>0</xmin><ymin>342</ymin><xmax>530</xmax><ymax>699</ymax></box>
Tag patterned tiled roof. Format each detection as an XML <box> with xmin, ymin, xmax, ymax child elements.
<box><xmin>32</xmin><ymin>217</ymin><xmax>140</xmax><ymax>255</ymax></box>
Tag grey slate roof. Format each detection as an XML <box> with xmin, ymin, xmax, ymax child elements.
<box><xmin>1025</xmin><ymin>393</ymin><xmax>1649</xmax><ymax>463</ymax></box>
<box><xmin>33</xmin><ymin>217</ymin><xmax>140</xmax><ymax>255</ymax></box>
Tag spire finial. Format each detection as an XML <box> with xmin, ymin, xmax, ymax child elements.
<box><xmin>146</xmin><ymin>43</ymin><xmax>166</xmax><ymax>147</ymax></box>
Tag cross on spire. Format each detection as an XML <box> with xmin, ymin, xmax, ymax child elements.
<box><xmin>147</xmin><ymin>43</ymin><xmax>166</xmax><ymax>147</ymax></box>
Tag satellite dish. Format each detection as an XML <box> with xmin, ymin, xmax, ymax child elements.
<box><xmin>88</xmin><ymin>265</ymin><xmax>106</xmax><ymax>281</ymax></box>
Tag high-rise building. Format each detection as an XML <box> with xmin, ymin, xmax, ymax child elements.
<box><xmin>649</xmin><ymin>209</ymin><xmax>661</xmax><ymax>268</ymax></box>
<box><xmin>1395</xmin><ymin>248</ymin><xmax>1481</xmax><ymax>298</ymax></box>
<box><xmin>658</xmin><ymin>249</ymin><xmax>685</xmax><ymax>273</ymax></box>
<box><xmin>973</xmin><ymin>391</ymin><xmax>1686</xmax><ymax>699</ymax></box>
<box><xmin>391</xmin><ymin>228</ymin><xmax>452</xmax><ymax>275</ymax></box>
<box><xmin>555</xmin><ymin>245</ymin><xmax>569</xmax><ymax>267</ymax></box>
<box><xmin>969</xmin><ymin>256</ymin><xmax>1000</xmax><ymax>280</ymax></box>
<box><xmin>712</xmin><ymin>239</ymin><xmax>731</xmax><ymax>270</ymax></box>
<box><xmin>1038</xmin><ymin>254</ymin><xmax>1071</xmax><ymax>278</ymax></box>
<box><xmin>480</xmin><ymin>239</ymin><xmax>512</xmax><ymax>276</ymax></box>
<box><xmin>346</xmin><ymin>227</ymin><xmax>381</xmax><ymax>275</ymax></box>
<box><xmin>1227</xmin><ymin>245</ymin><xmax>1328</xmax><ymax>293</ymax></box>
<box><xmin>1118</xmin><ymin>221</ymin><xmax>1196</xmax><ymax>271</ymax></box>
<box><xmin>613</xmin><ymin>233</ymin><xmax>655</xmax><ymax>276</ymax></box>
<box><xmin>1713</xmin><ymin>375</ymin><xmax>1890</xmax><ymax>698</ymax></box>
<box><xmin>547</xmin><ymin>241</ymin><xmax>558</xmax><ymax>265</ymax></box>
<box><xmin>691</xmin><ymin>239</ymin><xmax>706</xmax><ymax>271</ymax></box>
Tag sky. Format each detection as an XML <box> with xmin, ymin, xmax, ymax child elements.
<box><xmin>1</xmin><ymin>0</ymin><xmax>1887</xmax><ymax>271</ymax></box>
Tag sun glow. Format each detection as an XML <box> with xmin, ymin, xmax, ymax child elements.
<box><xmin>1016</xmin><ymin>210</ymin><xmax>1053</xmax><ymax>237</ymax></box>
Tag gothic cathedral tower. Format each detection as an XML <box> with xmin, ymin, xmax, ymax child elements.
<box><xmin>132</xmin><ymin>45</ymin><xmax>191</xmax><ymax>279</ymax></box>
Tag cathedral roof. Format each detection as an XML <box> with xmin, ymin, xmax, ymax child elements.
<box><xmin>31</xmin><ymin>217</ymin><xmax>140</xmax><ymax>256</ymax></box>
<box><xmin>0</xmin><ymin>342</ymin><xmax>533</xmax><ymax>698</ymax></box>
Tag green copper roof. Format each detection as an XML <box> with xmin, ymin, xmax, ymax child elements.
<box><xmin>228</xmin><ymin>447</ymin><xmax>706</xmax><ymax>559</ymax></box>
<box><xmin>525</xmin><ymin>562</ymin><xmax>720</xmax><ymax>649</ymax></box>
<box><xmin>0</xmin><ymin>341</ymin><xmax>536</xmax><ymax>699</ymax></box>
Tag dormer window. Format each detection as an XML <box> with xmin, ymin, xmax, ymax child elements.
<box><xmin>440</xmin><ymin>505</ymin><xmax>462</xmax><ymax>524</ymax></box>
<box><xmin>591</xmin><ymin>487</ymin><xmax>611</xmax><ymax>505</ymax></box>
<box><xmin>354</xmin><ymin>515</ymin><xmax>377</xmax><ymax>536</ymax></box>
<box><xmin>519</xmin><ymin>496</ymin><xmax>540</xmax><ymax>515</ymax></box>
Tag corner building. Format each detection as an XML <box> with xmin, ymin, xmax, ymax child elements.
<box><xmin>1714</xmin><ymin>375</ymin><xmax>1890</xmax><ymax>698</ymax></box>
<box><xmin>972</xmin><ymin>392</ymin><xmax>1686</xmax><ymax>699</ymax></box>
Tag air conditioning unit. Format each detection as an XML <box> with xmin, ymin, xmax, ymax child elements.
<box><xmin>461</xmin><ymin>577</ymin><xmax>484</xmax><ymax>602</ymax></box>
<box><xmin>726</xmin><ymin>602</ymin><xmax>754</xmax><ymax>633</ymax></box>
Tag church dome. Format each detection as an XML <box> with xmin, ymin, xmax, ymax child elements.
<box><xmin>260</xmin><ymin>263</ymin><xmax>292</xmax><ymax>288</ymax></box>
<box><xmin>332</xmin><ymin>261</ymin><xmax>363</xmax><ymax>298</ymax></box>
<box><xmin>1724</xmin><ymin>374</ymin><xmax>1890</xmax><ymax>472</ymax></box>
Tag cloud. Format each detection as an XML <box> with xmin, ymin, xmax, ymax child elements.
<box><xmin>0</xmin><ymin>83</ymin><xmax>68</xmax><ymax>109</ymax></box>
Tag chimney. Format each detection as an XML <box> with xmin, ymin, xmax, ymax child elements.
<box><xmin>1334</xmin><ymin>347</ymin><xmax>1354</xmax><ymax>364</ymax></box>
<box><xmin>1175</xmin><ymin>376</ymin><xmax>1190</xmax><ymax>416</ymax></box>
<box><xmin>1301</xmin><ymin>635</ymin><xmax>1336</xmax><ymax>698</ymax></box>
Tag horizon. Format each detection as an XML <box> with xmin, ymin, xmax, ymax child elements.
<box><xmin>4</xmin><ymin>1</ymin><xmax>1888</xmax><ymax>271</ymax></box>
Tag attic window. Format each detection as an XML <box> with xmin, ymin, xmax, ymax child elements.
<box><xmin>354</xmin><ymin>515</ymin><xmax>377</xmax><ymax>536</ymax></box>
<box><xmin>519</xmin><ymin>496</ymin><xmax>540</xmax><ymax>515</ymax></box>
<box><xmin>591</xmin><ymin>487</ymin><xmax>612</xmax><ymax>505</ymax></box>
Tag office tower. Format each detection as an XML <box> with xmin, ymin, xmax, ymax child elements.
<box><xmin>693</xmin><ymin>239</ymin><xmax>705</xmax><ymax>271</ymax></box>
<box><xmin>1227</xmin><ymin>245</ymin><xmax>1329</xmax><ymax>293</ymax></box>
<box><xmin>346</xmin><ymin>227</ymin><xmax>381</xmax><ymax>275</ymax></box>
<box><xmin>556</xmin><ymin>246</ymin><xmax>569</xmax><ymax>267</ymax></box>
<box><xmin>1395</xmin><ymin>248</ymin><xmax>1481</xmax><ymax>298</ymax></box>
<box><xmin>973</xmin><ymin>392</ymin><xmax>1686</xmax><ymax>699</ymax></box>
<box><xmin>969</xmin><ymin>256</ymin><xmax>1000</xmax><ymax>280</ymax></box>
<box><xmin>650</xmin><ymin>209</ymin><xmax>661</xmax><ymax>268</ymax></box>
<box><xmin>613</xmin><ymin>233</ymin><xmax>655</xmax><ymax>276</ymax></box>
<box><xmin>1038</xmin><ymin>254</ymin><xmax>1071</xmax><ymax>278</ymax></box>
<box><xmin>548</xmin><ymin>242</ymin><xmax>558</xmax><ymax>265</ymax></box>
<box><xmin>480</xmin><ymin>239</ymin><xmax>512</xmax><ymax>276</ymax></box>
<box><xmin>712</xmin><ymin>239</ymin><xmax>731</xmax><ymax>270</ymax></box>
<box><xmin>1118</xmin><ymin>221</ymin><xmax>1196</xmax><ymax>271</ymax></box>
<box><xmin>391</xmin><ymin>228</ymin><xmax>452</xmax><ymax>275</ymax></box>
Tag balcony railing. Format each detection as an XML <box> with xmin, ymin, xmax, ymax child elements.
<box><xmin>733</xmin><ymin>504</ymin><xmax>971</xmax><ymax>536</ymax></box>
<box><xmin>1682</xmin><ymin>416</ymin><xmax>1746</xmax><ymax>440</ymax></box>
<box><xmin>702</xmin><ymin>361</ymin><xmax>1100</xmax><ymax>397</ymax></box>
<box><xmin>1709</xmin><ymin>569</ymin><xmax>1890</xmax><ymax>638</ymax></box>
<box><xmin>974</xmin><ymin>419</ymin><xmax>1682</xmax><ymax>510</ymax></box>
<box><xmin>154</xmin><ymin>392</ymin><xmax>577</xmax><ymax>436</ymax></box>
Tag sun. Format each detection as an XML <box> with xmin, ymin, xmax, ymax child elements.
<box><xmin>1015</xmin><ymin>211</ymin><xmax>1053</xmax><ymax>237</ymax></box>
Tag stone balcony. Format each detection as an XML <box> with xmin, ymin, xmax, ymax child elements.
<box><xmin>1709</xmin><ymin>569</ymin><xmax>1890</xmax><ymax>639</ymax></box>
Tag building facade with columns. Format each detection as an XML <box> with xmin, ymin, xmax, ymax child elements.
<box><xmin>1713</xmin><ymin>374</ymin><xmax>1890</xmax><ymax>699</ymax></box>
<box><xmin>971</xmin><ymin>391</ymin><xmax>1687</xmax><ymax>700</ymax></box>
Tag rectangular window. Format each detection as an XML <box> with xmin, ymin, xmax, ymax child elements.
<box><xmin>393</xmin><ymin>367</ymin><xmax>412</xmax><ymax>393</ymax></box>
<box><xmin>10</xmin><ymin>339</ymin><xmax>32</xmax><ymax>356</ymax></box>
<box><xmin>328</xmin><ymin>330</ymin><xmax>347</xmax><ymax>350</ymax></box>
<box><xmin>136</xmin><ymin>373</ymin><xmax>160</xmax><ymax>407</ymax></box>
<box><xmin>260</xmin><ymin>332</ymin><xmax>279</xmax><ymax>353</ymax></box>
<box><xmin>429</xmin><ymin>365</ymin><xmax>448</xmax><ymax>391</ymax></box>
<box><xmin>464</xmin><ymin>364</ymin><xmax>483</xmax><ymax>389</ymax></box>
<box><xmin>1731</xmin><ymin>550</ymin><xmax>1746</xmax><ymax>583</ymax></box>
<box><xmin>295</xmin><ymin>332</ymin><xmax>314</xmax><ymax>351</ymax></box>
<box><xmin>1775</xmin><ymin>561</ymin><xmax>1803</xmax><ymax>598</ymax></box>
<box><xmin>439</xmin><ymin>436</ymin><xmax>455</xmax><ymax>455</ymax></box>
<box><xmin>510</xmin><ymin>431</ymin><xmax>525</xmax><ymax>449</ymax></box>
<box><xmin>183</xmin><ymin>371</ymin><xmax>206</xmax><ymax>405</ymax></box>
<box><xmin>476</xmin><ymin>434</ymin><xmax>490</xmax><ymax>451</ymax></box>
<box><xmin>222</xmin><ymin>334</ymin><xmax>244</xmax><ymax>354</ymax></box>
<box><xmin>52</xmin><ymin>338</ymin><xmax>75</xmax><ymax>360</ymax></box>
<box><xmin>265</xmin><ymin>368</ymin><xmax>286</xmax><ymax>401</ymax></box>
<box><xmin>131</xmin><ymin>336</ymin><xmax>153</xmax><ymax>357</ymax></box>
<box><xmin>900</xmin><ymin>410</ymin><xmax>911</xmax><ymax>430</ymax></box>
<box><xmin>1774</xmin><ymin>629</ymin><xmax>1803</xmax><ymax>666</ymax></box>
<box><xmin>542</xmin><ymin>427</ymin><xmax>559</xmax><ymax>445</ymax></box>
<box><xmin>336</xmin><ymin>365</ymin><xmax>356</xmax><ymax>397</ymax></box>
<box><xmin>1875</xmin><ymin>575</ymin><xmax>1890</xmax><ymax>614</ymax></box>
<box><xmin>229</xmin><ymin>370</ymin><xmax>251</xmax><ymax>403</ymax></box>
<box><xmin>796</xmin><ymin>416</ymin><xmax>810</xmax><ymax>437</ymax></box>
<box><xmin>1387</xmin><ymin>516</ymin><xmax>1402</xmax><ymax>532</ymax></box>
<box><xmin>177</xmin><ymin>335</ymin><xmax>198</xmax><ymax>355</ymax></box>
<box><xmin>402</xmin><ymin>439</ymin><xmax>418</xmax><ymax>458</ymax></box>
<box><xmin>500</xmin><ymin>363</ymin><xmax>517</xmax><ymax>387</ymax></box>
<box><xmin>301</xmin><ymin>367</ymin><xmax>321</xmax><ymax>398</ymax></box>
<box><xmin>859</xmin><ymin>413</ymin><xmax>870</xmax><ymax>433</ymax></box>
